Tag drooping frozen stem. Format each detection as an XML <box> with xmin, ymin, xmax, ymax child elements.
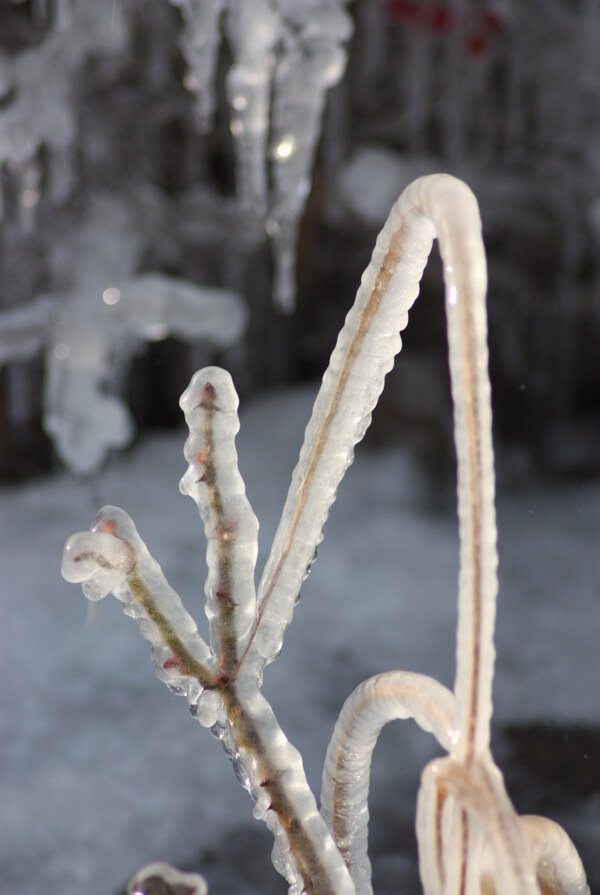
<box><xmin>520</xmin><ymin>816</ymin><xmax>591</xmax><ymax>895</ymax></box>
<box><xmin>320</xmin><ymin>672</ymin><xmax>456</xmax><ymax>895</ymax></box>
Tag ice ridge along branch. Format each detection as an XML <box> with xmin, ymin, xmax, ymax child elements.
<box><xmin>62</xmin><ymin>174</ymin><xmax>589</xmax><ymax>895</ymax></box>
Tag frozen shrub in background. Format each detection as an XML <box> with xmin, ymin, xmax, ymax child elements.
<box><xmin>62</xmin><ymin>176</ymin><xmax>589</xmax><ymax>895</ymax></box>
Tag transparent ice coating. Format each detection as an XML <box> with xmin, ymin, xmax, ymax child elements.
<box><xmin>61</xmin><ymin>506</ymin><xmax>216</xmax><ymax>709</ymax></box>
<box><xmin>168</xmin><ymin>0</ymin><xmax>226</xmax><ymax>131</ymax></box>
<box><xmin>128</xmin><ymin>861</ymin><xmax>208</xmax><ymax>895</ymax></box>
<box><xmin>417</xmin><ymin>756</ymin><xmax>541</xmax><ymax>895</ymax></box>
<box><xmin>223</xmin><ymin>680</ymin><xmax>356</xmax><ymax>895</ymax></box>
<box><xmin>179</xmin><ymin>367</ymin><xmax>259</xmax><ymax>664</ymax></box>
<box><xmin>519</xmin><ymin>816</ymin><xmax>591</xmax><ymax>895</ymax></box>
<box><xmin>320</xmin><ymin>672</ymin><xmax>456</xmax><ymax>895</ymax></box>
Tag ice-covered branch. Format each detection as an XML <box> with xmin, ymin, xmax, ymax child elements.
<box><xmin>420</xmin><ymin>757</ymin><xmax>541</xmax><ymax>895</ymax></box>
<box><xmin>0</xmin><ymin>0</ymin><xmax>130</xmax><ymax>218</ymax></box>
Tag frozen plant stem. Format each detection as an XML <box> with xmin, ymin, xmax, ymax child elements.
<box><xmin>62</xmin><ymin>175</ymin><xmax>589</xmax><ymax>895</ymax></box>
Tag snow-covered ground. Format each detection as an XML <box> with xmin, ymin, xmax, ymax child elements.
<box><xmin>1</xmin><ymin>382</ymin><xmax>598</xmax><ymax>895</ymax></box>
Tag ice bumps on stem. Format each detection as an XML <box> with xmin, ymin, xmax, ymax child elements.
<box><xmin>62</xmin><ymin>175</ymin><xmax>589</xmax><ymax>895</ymax></box>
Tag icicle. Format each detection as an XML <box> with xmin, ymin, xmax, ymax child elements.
<box><xmin>169</xmin><ymin>0</ymin><xmax>226</xmax><ymax>132</ymax></box>
<box><xmin>225</xmin><ymin>0</ymin><xmax>280</xmax><ymax>219</ymax></box>
<box><xmin>268</xmin><ymin>3</ymin><xmax>353</xmax><ymax>312</ymax></box>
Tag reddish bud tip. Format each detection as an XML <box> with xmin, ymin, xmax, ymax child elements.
<box><xmin>100</xmin><ymin>519</ymin><xmax>118</xmax><ymax>536</ymax></box>
<box><xmin>196</xmin><ymin>382</ymin><xmax>217</xmax><ymax>408</ymax></box>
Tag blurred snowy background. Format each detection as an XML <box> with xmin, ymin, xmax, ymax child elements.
<box><xmin>0</xmin><ymin>1</ymin><xmax>598</xmax><ymax>894</ymax></box>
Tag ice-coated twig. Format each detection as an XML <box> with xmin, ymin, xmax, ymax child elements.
<box><xmin>61</xmin><ymin>507</ymin><xmax>216</xmax><ymax>700</ymax></box>
<box><xmin>63</xmin><ymin>376</ymin><xmax>355</xmax><ymax>895</ymax></box>
<box><xmin>420</xmin><ymin>757</ymin><xmax>541</xmax><ymax>895</ymax></box>
<box><xmin>320</xmin><ymin>672</ymin><xmax>456</xmax><ymax>894</ymax></box>
<box><xmin>310</xmin><ymin>174</ymin><xmax>587</xmax><ymax>895</ymax></box>
<box><xmin>179</xmin><ymin>367</ymin><xmax>258</xmax><ymax>674</ymax></box>
<box><xmin>0</xmin><ymin>188</ymin><xmax>248</xmax><ymax>474</ymax></box>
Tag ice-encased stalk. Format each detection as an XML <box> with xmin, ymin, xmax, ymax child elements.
<box><xmin>179</xmin><ymin>367</ymin><xmax>259</xmax><ymax>677</ymax></box>
<box><xmin>320</xmin><ymin>672</ymin><xmax>456</xmax><ymax>895</ymax></box>
<box><xmin>248</xmin><ymin>174</ymin><xmax>496</xmax><ymax>763</ymax></box>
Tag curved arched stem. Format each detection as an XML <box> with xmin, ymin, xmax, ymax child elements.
<box><xmin>520</xmin><ymin>816</ymin><xmax>591</xmax><ymax>895</ymax></box>
<box><xmin>321</xmin><ymin>672</ymin><xmax>456</xmax><ymax>895</ymax></box>
<box><xmin>244</xmin><ymin>175</ymin><xmax>497</xmax><ymax>767</ymax></box>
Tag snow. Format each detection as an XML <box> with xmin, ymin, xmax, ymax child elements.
<box><xmin>0</xmin><ymin>382</ymin><xmax>598</xmax><ymax>895</ymax></box>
